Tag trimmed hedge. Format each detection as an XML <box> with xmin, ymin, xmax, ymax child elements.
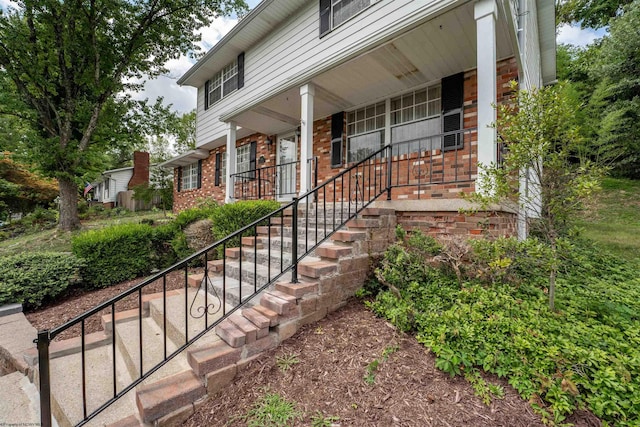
<box><xmin>211</xmin><ymin>200</ymin><xmax>280</xmax><ymax>257</ymax></box>
<box><xmin>72</xmin><ymin>223</ymin><xmax>155</xmax><ymax>288</ymax></box>
<box><xmin>0</xmin><ymin>252</ymin><xmax>84</xmax><ymax>308</ymax></box>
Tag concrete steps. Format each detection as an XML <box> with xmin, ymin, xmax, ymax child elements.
<box><xmin>31</xmin><ymin>206</ymin><xmax>396</xmax><ymax>427</ymax></box>
<box><xmin>0</xmin><ymin>371</ymin><xmax>40</xmax><ymax>425</ymax></box>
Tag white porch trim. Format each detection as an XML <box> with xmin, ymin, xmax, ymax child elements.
<box><xmin>299</xmin><ymin>83</ymin><xmax>315</xmax><ymax>196</ymax></box>
<box><xmin>225</xmin><ymin>121</ymin><xmax>237</xmax><ymax>203</ymax></box>
<box><xmin>475</xmin><ymin>0</ymin><xmax>498</xmax><ymax>192</ymax></box>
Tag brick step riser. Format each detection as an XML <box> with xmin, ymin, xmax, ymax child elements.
<box><xmin>224</xmin><ymin>264</ymin><xmax>281</xmax><ymax>290</ymax></box>
<box><xmin>255</xmin><ymin>238</ymin><xmax>319</xmax><ymax>254</ymax></box>
<box><xmin>241</xmin><ymin>249</ymin><xmax>293</xmax><ymax>272</ymax></box>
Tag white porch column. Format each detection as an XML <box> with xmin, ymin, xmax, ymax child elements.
<box><xmin>299</xmin><ymin>83</ymin><xmax>315</xmax><ymax>196</ymax></box>
<box><xmin>225</xmin><ymin>121</ymin><xmax>237</xmax><ymax>203</ymax></box>
<box><xmin>475</xmin><ymin>0</ymin><xmax>498</xmax><ymax>192</ymax></box>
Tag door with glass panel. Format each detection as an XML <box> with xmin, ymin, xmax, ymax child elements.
<box><xmin>277</xmin><ymin>134</ymin><xmax>297</xmax><ymax>199</ymax></box>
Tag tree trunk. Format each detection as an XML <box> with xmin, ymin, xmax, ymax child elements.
<box><xmin>549</xmin><ymin>239</ymin><xmax>557</xmax><ymax>312</ymax></box>
<box><xmin>58</xmin><ymin>177</ymin><xmax>81</xmax><ymax>231</ymax></box>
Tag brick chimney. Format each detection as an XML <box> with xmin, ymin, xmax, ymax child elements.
<box><xmin>127</xmin><ymin>151</ymin><xmax>150</xmax><ymax>189</ymax></box>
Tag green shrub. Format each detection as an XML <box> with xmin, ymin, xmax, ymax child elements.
<box><xmin>0</xmin><ymin>252</ymin><xmax>84</xmax><ymax>308</ymax></box>
<box><xmin>369</xmin><ymin>239</ymin><xmax>640</xmax><ymax>426</ymax></box>
<box><xmin>173</xmin><ymin>203</ymin><xmax>219</xmax><ymax>231</ymax></box>
<box><xmin>150</xmin><ymin>224</ymin><xmax>179</xmax><ymax>269</ymax></box>
<box><xmin>211</xmin><ymin>200</ymin><xmax>280</xmax><ymax>257</ymax></box>
<box><xmin>72</xmin><ymin>223</ymin><xmax>154</xmax><ymax>288</ymax></box>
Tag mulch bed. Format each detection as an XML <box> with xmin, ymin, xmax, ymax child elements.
<box><xmin>185</xmin><ymin>299</ymin><xmax>600</xmax><ymax>427</ymax></box>
<box><xmin>25</xmin><ymin>281</ymin><xmax>600</xmax><ymax>426</ymax></box>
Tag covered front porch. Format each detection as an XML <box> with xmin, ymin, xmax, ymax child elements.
<box><xmin>222</xmin><ymin>0</ymin><xmax>513</xmax><ymax>202</ymax></box>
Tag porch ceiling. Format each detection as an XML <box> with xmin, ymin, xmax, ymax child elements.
<box><xmin>231</xmin><ymin>2</ymin><xmax>514</xmax><ymax>136</ymax></box>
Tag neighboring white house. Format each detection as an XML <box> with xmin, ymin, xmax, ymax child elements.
<box><xmin>163</xmin><ymin>0</ymin><xmax>555</xmax><ymax>236</ymax></box>
<box><xmin>92</xmin><ymin>166</ymin><xmax>134</xmax><ymax>206</ymax></box>
<box><xmin>91</xmin><ymin>151</ymin><xmax>153</xmax><ymax>208</ymax></box>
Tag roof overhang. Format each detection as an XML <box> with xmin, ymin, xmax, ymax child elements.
<box><xmin>537</xmin><ymin>0</ymin><xmax>556</xmax><ymax>85</ymax></box>
<box><xmin>177</xmin><ymin>0</ymin><xmax>307</xmax><ymax>88</ymax></box>
<box><xmin>159</xmin><ymin>149</ymin><xmax>210</xmax><ymax>169</ymax></box>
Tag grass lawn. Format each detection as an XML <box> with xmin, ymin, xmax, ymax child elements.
<box><xmin>577</xmin><ymin>177</ymin><xmax>640</xmax><ymax>261</ymax></box>
<box><xmin>0</xmin><ymin>210</ymin><xmax>169</xmax><ymax>257</ymax></box>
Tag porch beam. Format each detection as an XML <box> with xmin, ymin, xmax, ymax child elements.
<box><xmin>225</xmin><ymin>121</ymin><xmax>237</xmax><ymax>203</ymax></box>
<box><xmin>299</xmin><ymin>83</ymin><xmax>315</xmax><ymax>196</ymax></box>
<box><xmin>313</xmin><ymin>84</ymin><xmax>353</xmax><ymax>111</ymax></box>
<box><xmin>252</xmin><ymin>106</ymin><xmax>300</xmax><ymax>127</ymax></box>
<box><xmin>475</xmin><ymin>0</ymin><xmax>498</xmax><ymax>192</ymax></box>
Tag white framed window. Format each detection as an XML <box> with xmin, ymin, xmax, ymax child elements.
<box><xmin>221</xmin><ymin>152</ymin><xmax>227</xmax><ymax>184</ymax></box>
<box><xmin>207</xmin><ymin>59</ymin><xmax>238</xmax><ymax>107</ymax></box>
<box><xmin>236</xmin><ymin>144</ymin><xmax>251</xmax><ymax>174</ymax></box>
<box><xmin>346</xmin><ymin>101</ymin><xmax>385</xmax><ymax>163</ymax></box>
<box><xmin>181</xmin><ymin>162</ymin><xmax>199</xmax><ymax>191</ymax></box>
<box><xmin>103</xmin><ymin>178</ymin><xmax>110</xmax><ymax>200</ymax></box>
<box><xmin>390</xmin><ymin>85</ymin><xmax>442</xmax><ymax>153</ymax></box>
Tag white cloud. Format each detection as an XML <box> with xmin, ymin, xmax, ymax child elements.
<box><xmin>557</xmin><ymin>24</ymin><xmax>607</xmax><ymax>47</ymax></box>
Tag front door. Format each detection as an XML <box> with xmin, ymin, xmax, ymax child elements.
<box><xmin>277</xmin><ymin>134</ymin><xmax>297</xmax><ymax>199</ymax></box>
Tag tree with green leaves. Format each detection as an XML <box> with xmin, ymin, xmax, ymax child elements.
<box><xmin>470</xmin><ymin>82</ymin><xmax>604</xmax><ymax>311</ymax></box>
<box><xmin>557</xmin><ymin>0</ymin><xmax>633</xmax><ymax>28</ymax></box>
<box><xmin>588</xmin><ymin>0</ymin><xmax>640</xmax><ymax>178</ymax></box>
<box><xmin>0</xmin><ymin>0</ymin><xmax>247</xmax><ymax>230</ymax></box>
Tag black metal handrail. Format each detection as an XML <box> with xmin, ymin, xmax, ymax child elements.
<box><xmin>37</xmin><ymin>129</ymin><xmax>476</xmax><ymax>427</ymax></box>
<box><xmin>231</xmin><ymin>160</ymin><xmax>299</xmax><ymax>200</ymax></box>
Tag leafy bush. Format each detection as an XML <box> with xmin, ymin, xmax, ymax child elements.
<box><xmin>211</xmin><ymin>200</ymin><xmax>280</xmax><ymax>257</ymax></box>
<box><xmin>72</xmin><ymin>223</ymin><xmax>155</xmax><ymax>288</ymax></box>
<box><xmin>369</xmin><ymin>237</ymin><xmax>640</xmax><ymax>426</ymax></box>
<box><xmin>0</xmin><ymin>252</ymin><xmax>84</xmax><ymax>308</ymax></box>
<box><xmin>173</xmin><ymin>203</ymin><xmax>219</xmax><ymax>232</ymax></box>
<box><xmin>150</xmin><ymin>224</ymin><xmax>179</xmax><ymax>269</ymax></box>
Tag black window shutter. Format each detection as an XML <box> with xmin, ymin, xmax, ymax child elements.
<box><xmin>215</xmin><ymin>152</ymin><xmax>221</xmax><ymax>186</ymax></box>
<box><xmin>237</xmin><ymin>52</ymin><xmax>245</xmax><ymax>89</ymax></box>
<box><xmin>319</xmin><ymin>0</ymin><xmax>331</xmax><ymax>37</ymax></box>
<box><xmin>177</xmin><ymin>167</ymin><xmax>182</xmax><ymax>192</ymax></box>
<box><xmin>330</xmin><ymin>111</ymin><xmax>344</xmax><ymax>168</ymax></box>
<box><xmin>204</xmin><ymin>80</ymin><xmax>210</xmax><ymax>111</ymax></box>
<box><xmin>441</xmin><ymin>72</ymin><xmax>464</xmax><ymax>151</ymax></box>
<box><xmin>249</xmin><ymin>141</ymin><xmax>257</xmax><ymax>179</ymax></box>
<box><xmin>197</xmin><ymin>160</ymin><xmax>203</xmax><ymax>189</ymax></box>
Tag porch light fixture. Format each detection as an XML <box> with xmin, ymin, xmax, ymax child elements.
<box><xmin>266</xmin><ymin>137</ymin><xmax>273</xmax><ymax>147</ymax></box>
<box><xmin>295</xmin><ymin>127</ymin><xmax>301</xmax><ymax>137</ymax></box>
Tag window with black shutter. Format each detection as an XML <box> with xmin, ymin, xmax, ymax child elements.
<box><xmin>441</xmin><ymin>72</ymin><xmax>464</xmax><ymax>151</ymax></box>
<box><xmin>203</xmin><ymin>53</ymin><xmax>245</xmax><ymax>109</ymax></box>
<box><xmin>215</xmin><ymin>152</ymin><xmax>221</xmax><ymax>186</ymax></box>
<box><xmin>330</xmin><ymin>111</ymin><xmax>344</xmax><ymax>167</ymax></box>
<box><xmin>237</xmin><ymin>52</ymin><xmax>245</xmax><ymax>89</ymax></box>
<box><xmin>197</xmin><ymin>160</ymin><xmax>203</xmax><ymax>189</ymax></box>
<box><xmin>249</xmin><ymin>141</ymin><xmax>257</xmax><ymax>179</ymax></box>
<box><xmin>319</xmin><ymin>0</ymin><xmax>331</xmax><ymax>36</ymax></box>
<box><xmin>177</xmin><ymin>167</ymin><xmax>182</xmax><ymax>192</ymax></box>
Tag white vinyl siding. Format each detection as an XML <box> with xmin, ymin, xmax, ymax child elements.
<box><xmin>181</xmin><ymin>163</ymin><xmax>199</xmax><ymax>190</ymax></box>
<box><xmin>195</xmin><ymin>0</ymin><xmax>461</xmax><ymax>146</ymax></box>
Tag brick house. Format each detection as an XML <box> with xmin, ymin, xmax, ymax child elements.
<box><xmin>162</xmin><ymin>0</ymin><xmax>555</xmax><ymax>237</ymax></box>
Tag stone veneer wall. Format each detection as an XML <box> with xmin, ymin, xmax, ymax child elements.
<box><xmin>173</xmin><ymin>57</ymin><xmax>519</xmax><ymax>213</ymax></box>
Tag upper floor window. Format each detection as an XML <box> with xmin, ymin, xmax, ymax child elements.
<box><xmin>320</xmin><ymin>0</ymin><xmax>378</xmax><ymax>37</ymax></box>
<box><xmin>204</xmin><ymin>52</ymin><xmax>245</xmax><ymax>110</ymax></box>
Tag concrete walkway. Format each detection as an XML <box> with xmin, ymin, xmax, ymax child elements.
<box><xmin>0</xmin><ymin>306</ymin><xmax>41</xmax><ymax>426</ymax></box>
